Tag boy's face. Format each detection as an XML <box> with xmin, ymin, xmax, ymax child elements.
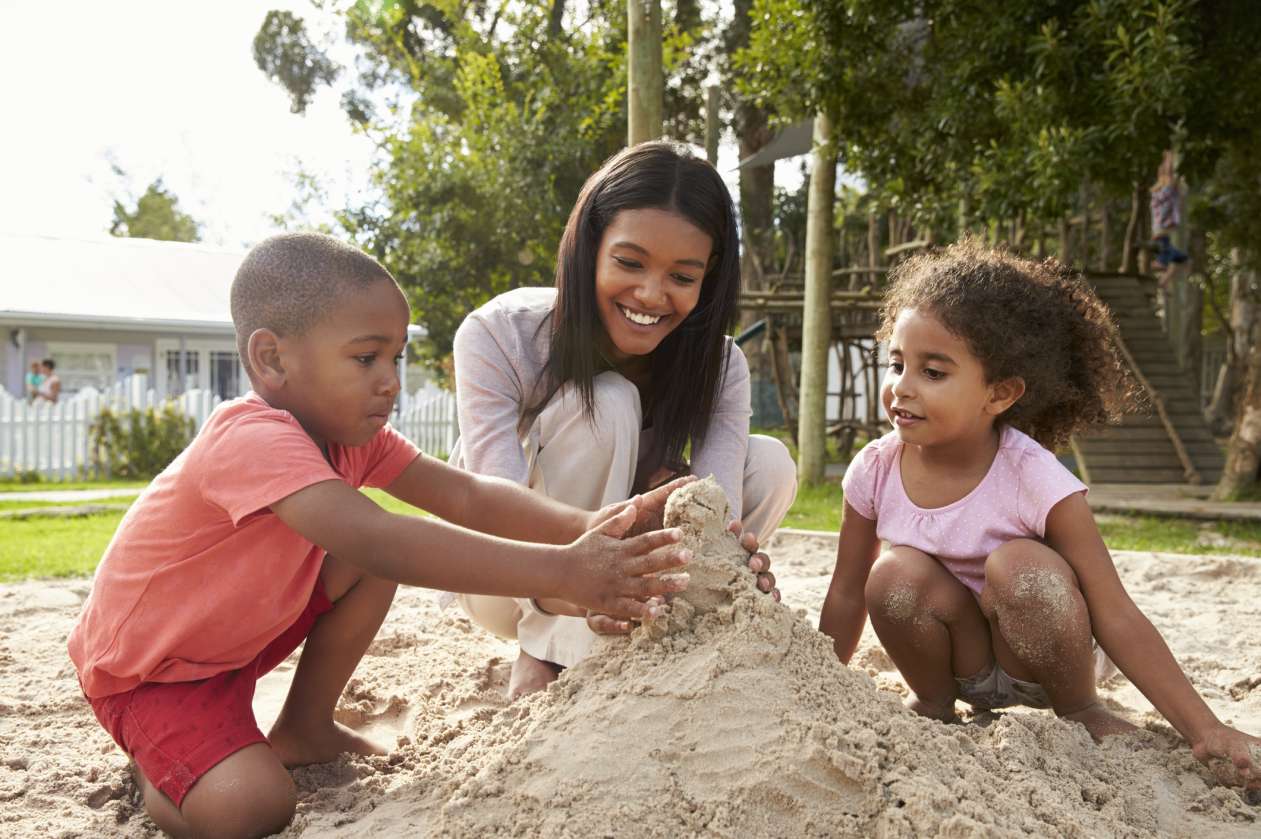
<box><xmin>278</xmin><ymin>280</ymin><xmax>411</xmax><ymax>448</ymax></box>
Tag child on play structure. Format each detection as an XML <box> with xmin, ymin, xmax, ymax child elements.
<box><xmin>67</xmin><ymin>232</ymin><xmax>692</xmax><ymax>838</ymax></box>
<box><xmin>821</xmin><ymin>240</ymin><xmax>1259</xmax><ymax>789</ymax></box>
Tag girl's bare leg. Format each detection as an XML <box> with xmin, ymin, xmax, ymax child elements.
<box><xmin>865</xmin><ymin>546</ymin><xmax>993</xmax><ymax>721</ymax></box>
<box><xmin>268</xmin><ymin>555</ymin><xmax>398</xmax><ymax>766</ymax></box>
<box><xmin>981</xmin><ymin>539</ymin><xmax>1136</xmax><ymax>740</ymax></box>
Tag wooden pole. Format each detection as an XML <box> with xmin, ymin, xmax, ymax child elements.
<box><xmin>627</xmin><ymin>0</ymin><xmax>663</xmax><ymax>145</ymax></box>
<box><xmin>705</xmin><ymin>85</ymin><xmax>719</xmax><ymax>165</ymax></box>
<box><xmin>797</xmin><ymin>111</ymin><xmax>837</xmax><ymax>486</ymax></box>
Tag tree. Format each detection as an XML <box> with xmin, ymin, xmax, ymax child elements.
<box><xmin>739</xmin><ymin>0</ymin><xmax>1261</xmax><ymax>496</ymax></box>
<box><xmin>109</xmin><ymin>178</ymin><xmax>201</xmax><ymax>242</ymax></box>
<box><xmin>254</xmin><ymin>1</ymin><xmax>711</xmax><ymax>370</ymax></box>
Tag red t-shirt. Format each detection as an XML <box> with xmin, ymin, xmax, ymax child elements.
<box><xmin>68</xmin><ymin>393</ymin><xmax>420</xmax><ymax>698</ymax></box>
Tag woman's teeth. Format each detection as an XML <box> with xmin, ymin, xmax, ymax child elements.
<box><xmin>620</xmin><ymin>304</ymin><xmax>662</xmax><ymax>326</ymax></box>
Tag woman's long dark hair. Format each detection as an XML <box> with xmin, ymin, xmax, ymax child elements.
<box><xmin>530</xmin><ymin>141</ymin><xmax>741</xmax><ymax>487</ymax></box>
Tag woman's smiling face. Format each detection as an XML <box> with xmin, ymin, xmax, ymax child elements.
<box><xmin>593</xmin><ymin>207</ymin><xmax>712</xmax><ymax>366</ymax></box>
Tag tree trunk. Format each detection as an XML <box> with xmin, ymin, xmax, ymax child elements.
<box><xmin>1098</xmin><ymin>202</ymin><xmax>1110</xmax><ymax>272</ymax></box>
<box><xmin>1213</xmin><ymin>335</ymin><xmax>1261</xmax><ymax>500</ymax></box>
<box><xmin>1177</xmin><ymin>227</ymin><xmax>1206</xmax><ymax>393</ymax></box>
<box><xmin>1121</xmin><ymin>182</ymin><xmax>1141</xmax><ymax>273</ymax></box>
<box><xmin>1058</xmin><ymin>215</ymin><xmax>1072</xmax><ymax>266</ymax></box>
<box><xmin>627</xmin><ymin>0</ymin><xmax>662</xmax><ymax>144</ymax></box>
<box><xmin>704</xmin><ymin>85</ymin><xmax>720</xmax><ymax>165</ymax></box>
<box><xmin>547</xmin><ymin>0</ymin><xmax>565</xmax><ymax>37</ymax></box>
<box><xmin>1207</xmin><ymin>253</ymin><xmax>1259</xmax><ymax>433</ymax></box>
<box><xmin>797</xmin><ymin>111</ymin><xmax>837</xmax><ymax>486</ymax></box>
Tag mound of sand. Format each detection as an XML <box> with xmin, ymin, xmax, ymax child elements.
<box><xmin>1</xmin><ymin>479</ymin><xmax>1257</xmax><ymax>837</ymax></box>
<box><xmin>400</xmin><ymin>479</ymin><xmax>1258</xmax><ymax>837</ymax></box>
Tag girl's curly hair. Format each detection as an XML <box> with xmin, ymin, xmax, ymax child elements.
<box><xmin>876</xmin><ymin>240</ymin><xmax>1136</xmax><ymax>451</ymax></box>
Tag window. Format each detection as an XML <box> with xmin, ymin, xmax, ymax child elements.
<box><xmin>43</xmin><ymin>342</ymin><xmax>117</xmax><ymax>394</ymax></box>
<box><xmin>209</xmin><ymin>350</ymin><xmax>241</xmax><ymax>400</ymax></box>
<box><xmin>164</xmin><ymin>350</ymin><xmax>200</xmax><ymax>395</ymax></box>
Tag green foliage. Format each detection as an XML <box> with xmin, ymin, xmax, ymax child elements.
<box><xmin>253</xmin><ymin>10</ymin><xmax>340</xmax><ymax>113</ymax></box>
<box><xmin>109</xmin><ymin>178</ymin><xmax>201</xmax><ymax>242</ymax></box>
<box><xmin>255</xmin><ymin>1</ymin><xmax>713</xmax><ymax>371</ymax></box>
<box><xmin>89</xmin><ymin>405</ymin><xmax>195</xmax><ymax>479</ymax></box>
<box><xmin>737</xmin><ymin>1</ymin><xmax>1261</xmax><ymax>244</ymax></box>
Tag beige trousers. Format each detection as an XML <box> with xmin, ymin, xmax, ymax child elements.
<box><xmin>452</xmin><ymin>372</ymin><xmax>797</xmax><ymax>667</ymax></box>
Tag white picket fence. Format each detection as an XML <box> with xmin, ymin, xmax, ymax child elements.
<box><xmin>0</xmin><ymin>376</ymin><xmax>458</xmax><ymax>481</ymax></box>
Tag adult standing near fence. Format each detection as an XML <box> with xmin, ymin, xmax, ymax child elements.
<box><xmin>448</xmin><ymin>141</ymin><xmax>798</xmax><ymax>697</ymax></box>
<box><xmin>35</xmin><ymin>358</ymin><xmax>61</xmax><ymax>404</ymax></box>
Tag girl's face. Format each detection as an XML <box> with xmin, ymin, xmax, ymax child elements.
<box><xmin>881</xmin><ymin>308</ymin><xmax>1019</xmax><ymax>448</ymax></box>
<box><xmin>593</xmin><ymin>208</ymin><xmax>711</xmax><ymax>366</ymax></box>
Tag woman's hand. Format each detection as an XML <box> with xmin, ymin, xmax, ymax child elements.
<box><xmin>1191</xmin><ymin>723</ymin><xmax>1261</xmax><ymax>790</ymax></box>
<box><xmin>729</xmin><ymin>520</ymin><xmax>779</xmax><ymax>601</ymax></box>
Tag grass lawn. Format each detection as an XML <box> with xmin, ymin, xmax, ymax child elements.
<box><xmin>0</xmin><ymin>479</ymin><xmax>149</xmax><ymax>493</ymax></box>
<box><xmin>2</xmin><ymin>480</ymin><xmax>1258</xmax><ymax>584</ymax></box>
<box><xmin>0</xmin><ymin>496</ymin><xmax>138</xmax><ymax>512</ymax></box>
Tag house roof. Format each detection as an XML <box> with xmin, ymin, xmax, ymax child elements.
<box><xmin>0</xmin><ymin>232</ymin><xmax>425</xmax><ymax>339</ymax></box>
<box><xmin>0</xmin><ymin>232</ymin><xmax>242</xmax><ymax>333</ymax></box>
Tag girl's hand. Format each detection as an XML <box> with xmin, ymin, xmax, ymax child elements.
<box><xmin>562</xmin><ymin>505</ymin><xmax>690</xmax><ymax>620</ymax></box>
<box><xmin>1191</xmin><ymin>724</ymin><xmax>1261</xmax><ymax>790</ymax></box>
<box><xmin>728</xmin><ymin>520</ymin><xmax>779</xmax><ymax>601</ymax></box>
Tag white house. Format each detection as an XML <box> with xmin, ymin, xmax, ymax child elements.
<box><xmin>1</xmin><ymin>232</ymin><xmax>248</xmax><ymax>400</ymax></box>
<box><xmin>0</xmin><ymin>232</ymin><xmax>426</xmax><ymax>401</ymax></box>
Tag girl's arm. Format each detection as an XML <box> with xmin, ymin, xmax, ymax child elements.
<box><xmin>819</xmin><ymin>501</ymin><xmax>881</xmax><ymax>664</ymax></box>
<box><xmin>1046</xmin><ymin>493</ymin><xmax>1260</xmax><ymax>785</ymax></box>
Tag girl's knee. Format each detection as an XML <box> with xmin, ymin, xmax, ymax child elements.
<box><xmin>864</xmin><ymin>547</ymin><xmax>935</xmax><ymax>616</ymax></box>
<box><xmin>982</xmin><ymin>540</ymin><xmax>1078</xmax><ymax>614</ymax></box>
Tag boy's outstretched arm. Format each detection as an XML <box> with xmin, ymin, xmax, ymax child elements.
<box><xmin>1046</xmin><ymin>492</ymin><xmax>1260</xmax><ymax>788</ymax></box>
<box><xmin>384</xmin><ymin>453</ymin><xmax>694</xmax><ymax>545</ymax></box>
<box><xmin>819</xmin><ymin>501</ymin><xmax>881</xmax><ymax>664</ymax></box>
<box><xmin>271</xmin><ymin>478</ymin><xmax>689</xmax><ymax>621</ymax></box>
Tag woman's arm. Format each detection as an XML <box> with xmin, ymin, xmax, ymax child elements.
<box><xmin>819</xmin><ymin>501</ymin><xmax>881</xmax><ymax>664</ymax></box>
<box><xmin>1046</xmin><ymin>493</ymin><xmax>1260</xmax><ymax>784</ymax></box>
<box><xmin>450</xmin><ymin>308</ymin><xmax>535</xmax><ymax>483</ymax></box>
<box><xmin>689</xmin><ymin>341</ymin><xmax>751</xmax><ymax>518</ymax></box>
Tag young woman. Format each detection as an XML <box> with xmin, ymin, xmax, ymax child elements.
<box><xmin>449</xmin><ymin>141</ymin><xmax>797</xmax><ymax>696</ymax></box>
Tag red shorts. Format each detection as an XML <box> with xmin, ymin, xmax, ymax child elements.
<box><xmin>87</xmin><ymin>581</ymin><xmax>333</xmax><ymax>807</ymax></box>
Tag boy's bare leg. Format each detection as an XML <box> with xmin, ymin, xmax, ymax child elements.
<box><xmin>865</xmin><ymin>546</ymin><xmax>993</xmax><ymax>722</ymax></box>
<box><xmin>508</xmin><ymin>649</ymin><xmax>563</xmax><ymax>699</ymax></box>
<box><xmin>268</xmin><ymin>555</ymin><xmax>398</xmax><ymax>766</ymax></box>
<box><xmin>136</xmin><ymin>744</ymin><xmax>296</xmax><ymax>839</ymax></box>
<box><xmin>982</xmin><ymin>539</ymin><xmax>1137</xmax><ymax>740</ymax></box>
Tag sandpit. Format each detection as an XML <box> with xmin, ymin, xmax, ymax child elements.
<box><xmin>1</xmin><ymin>479</ymin><xmax>1258</xmax><ymax>836</ymax></box>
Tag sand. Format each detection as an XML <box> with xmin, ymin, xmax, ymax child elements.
<box><xmin>1</xmin><ymin>482</ymin><xmax>1258</xmax><ymax>837</ymax></box>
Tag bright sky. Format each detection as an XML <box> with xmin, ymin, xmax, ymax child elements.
<box><xmin>1</xmin><ymin>0</ymin><xmax>803</xmax><ymax>251</ymax></box>
<box><xmin>1</xmin><ymin>0</ymin><xmax>373</xmax><ymax>249</ymax></box>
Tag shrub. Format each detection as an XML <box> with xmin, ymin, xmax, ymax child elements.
<box><xmin>89</xmin><ymin>404</ymin><xmax>195</xmax><ymax>479</ymax></box>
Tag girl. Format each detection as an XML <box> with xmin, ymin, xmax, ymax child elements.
<box><xmin>821</xmin><ymin>241</ymin><xmax>1259</xmax><ymax>787</ymax></box>
<box><xmin>450</xmin><ymin>142</ymin><xmax>797</xmax><ymax>697</ymax></box>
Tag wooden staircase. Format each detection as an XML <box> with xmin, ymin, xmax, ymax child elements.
<box><xmin>1072</xmin><ymin>275</ymin><xmax>1225</xmax><ymax>485</ymax></box>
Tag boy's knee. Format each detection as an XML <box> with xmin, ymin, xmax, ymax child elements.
<box><xmin>181</xmin><ymin>746</ymin><xmax>296</xmax><ymax>839</ymax></box>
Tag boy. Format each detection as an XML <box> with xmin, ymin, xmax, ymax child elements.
<box><xmin>68</xmin><ymin>233</ymin><xmax>691</xmax><ymax>838</ymax></box>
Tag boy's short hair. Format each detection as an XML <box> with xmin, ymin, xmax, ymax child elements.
<box><xmin>231</xmin><ymin>232</ymin><xmax>398</xmax><ymax>376</ymax></box>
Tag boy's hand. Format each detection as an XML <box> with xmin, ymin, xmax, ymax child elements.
<box><xmin>587</xmin><ymin>476</ymin><xmax>698</xmax><ymax>539</ymax></box>
<box><xmin>586</xmin><ymin>516</ymin><xmax>782</xmax><ymax>636</ymax></box>
<box><xmin>562</xmin><ymin>504</ymin><xmax>690</xmax><ymax>620</ymax></box>
<box><xmin>1191</xmin><ymin>724</ymin><xmax>1261</xmax><ymax>790</ymax></box>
